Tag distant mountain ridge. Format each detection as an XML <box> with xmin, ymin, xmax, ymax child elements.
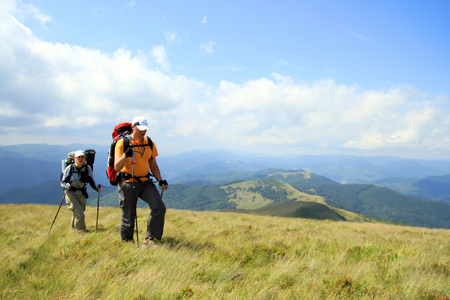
<box><xmin>371</xmin><ymin>174</ymin><xmax>450</xmax><ymax>204</ymax></box>
<box><xmin>0</xmin><ymin>156</ymin><xmax>61</xmax><ymax>190</ymax></box>
<box><xmin>0</xmin><ymin>143</ymin><xmax>110</xmax><ymax>190</ymax></box>
<box><xmin>413</xmin><ymin>174</ymin><xmax>450</xmax><ymax>203</ymax></box>
<box><xmin>1</xmin><ymin>144</ymin><xmax>450</xmax><ymax>229</ymax></box>
<box><xmin>218</xmin><ymin>177</ymin><xmax>375</xmax><ymax>223</ymax></box>
<box><xmin>4</xmin><ymin>143</ymin><xmax>450</xmax><ymax>187</ymax></box>
<box><xmin>3</xmin><ymin>169</ymin><xmax>448</xmax><ymax>229</ymax></box>
<box><xmin>261</xmin><ymin>170</ymin><xmax>450</xmax><ymax>229</ymax></box>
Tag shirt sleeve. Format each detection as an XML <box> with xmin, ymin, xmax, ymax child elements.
<box><xmin>60</xmin><ymin>165</ymin><xmax>72</xmax><ymax>186</ymax></box>
<box><xmin>151</xmin><ymin>139</ymin><xmax>159</xmax><ymax>159</ymax></box>
<box><xmin>115</xmin><ymin>138</ymin><xmax>125</xmax><ymax>157</ymax></box>
<box><xmin>86</xmin><ymin>165</ymin><xmax>98</xmax><ymax>190</ymax></box>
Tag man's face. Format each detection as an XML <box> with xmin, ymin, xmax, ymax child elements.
<box><xmin>132</xmin><ymin>126</ymin><xmax>147</xmax><ymax>140</ymax></box>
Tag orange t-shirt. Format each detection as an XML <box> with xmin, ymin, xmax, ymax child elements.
<box><xmin>115</xmin><ymin>136</ymin><xmax>158</xmax><ymax>182</ymax></box>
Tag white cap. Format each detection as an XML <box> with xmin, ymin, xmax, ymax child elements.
<box><xmin>74</xmin><ymin>150</ymin><xmax>85</xmax><ymax>157</ymax></box>
<box><xmin>132</xmin><ymin>116</ymin><xmax>149</xmax><ymax>131</ymax></box>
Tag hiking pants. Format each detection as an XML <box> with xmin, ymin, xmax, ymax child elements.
<box><xmin>118</xmin><ymin>180</ymin><xmax>166</xmax><ymax>242</ymax></box>
<box><xmin>65</xmin><ymin>191</ymin><xmax>87</xmax><ymax>231</ymax></box>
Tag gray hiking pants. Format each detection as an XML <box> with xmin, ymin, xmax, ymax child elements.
<box><xmin>65</xmin><ymin>191</ymin><xmax>87</xmax><ymax>231</ymax></box>
<box><xmin>118</xmin><ymin>180</ymin><xmax>166</xmax><ymax>242</ymax></box>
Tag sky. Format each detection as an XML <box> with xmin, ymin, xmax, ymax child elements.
<box><xmin>1</xmin><ymin>0</ymin><xmax>450</xmax><ymax>159</ymax></box>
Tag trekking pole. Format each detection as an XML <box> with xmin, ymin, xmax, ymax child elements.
<box><xmin>135</xmin><ymin>208</ymin><xmax>139</xmax><ymax>247</ymax></box>
<box><xmin>49</xmin><ymin>190</ymin><xmax>67</xmax><ymax>234</ymax></box>
<box><xmin>131</xmin><ymin>151</ymin><xmax>139</xmax><ymax>247</ymax></box>
<box><xmin>96</xmin><ymin>187</ymin><xmax>100</xmax><ymax>231</ymax></box>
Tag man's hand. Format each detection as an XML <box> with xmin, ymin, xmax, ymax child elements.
<box><xmin>124</xmin><ymin>147</ymin><xmax>134</xmax><ymax>157</ymax></box>
<box><xmin>159</xmin><ymin>180</ymin><xmax>168</xmax><ymax>190</ymax></box>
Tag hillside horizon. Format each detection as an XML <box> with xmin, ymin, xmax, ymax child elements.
<box><xmin>2</xmin><ymin>144</ymin><xmax>450</xmax><ymax>230</ymax></box>
<box><xmin>2</xmin><ymin>170</ymin><xmax>450</xmax><ymax>230</ymax></box>
<box><xmin>3</xmin><ymin>142</ymin><xmax>450</xmax><ymax>187</ymax></box>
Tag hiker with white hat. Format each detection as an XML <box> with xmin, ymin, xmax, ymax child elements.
<box><xmin>61</xmin><ymin>150</ymin><xmax>101</xmax><ymax>232</ymax></box>
<box><xmin>114</xmin><ymin>116</ymin><xmax>168</xmax><ymax>247</ymax></box>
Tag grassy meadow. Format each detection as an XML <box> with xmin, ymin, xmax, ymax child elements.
<box><xmin>0</xmin><ymin>204</ymin><xmax>449</xmax><ymax>299</ymax></box>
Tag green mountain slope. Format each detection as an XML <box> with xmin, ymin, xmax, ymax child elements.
<box><xmin>413</xmin><ymin>174</ymin><xmax>450</xmax><ymax>204</ymax></box>
<box><xmin>157</xmin><ymin>184</ymin><xmax>235</xmax><ymax>210</ymax></box>
<box><xmin>1</xmin><ymin>204</ymin><xmax>449</xmax><ymax>299</ymax></box>
<box><xmin>267</xmin><ymin>170</ymin><xmax>340</xmax><ymax>189</ymax></box>
<box><xmin>371</xmin><ymin>175</ymin><xmax>450</xmax><ymax>205</ymax></box>
<box><xmin>308</xmin><ymin>183</ymin><xmax>450</xmax><ymax>229</ymax></box>
<box><xmin>233</xmin><ymin>201</ymin><xmax>346</xmax><ymax>221</ymax></box>
<box><xmin>161</xmin><ymin>178</ymin><xmax>367</xmax><ymax>222</ymax></box>
<box><xmin>222</xmin><ymin>178</ymin><xmax>324</xmax><ymax>209</ymax></box>
<box><xmin>2</xmin><ymin>169</ymin><xmax>450</xmax><ymax>229</ymax></box>
<box><xmin>222</xmin><ymin>178</ymin><xmax>376</xmax><ymax>223</ymax></box>
<box><xmin>246</xmin><ymin>170</ymin><xmax>450</xmax><ymax>229</ymax></box>
<box><xmin>253</xmin><ymin>201</ymin><xmax>346</xmax><ymax>220</ymax></box>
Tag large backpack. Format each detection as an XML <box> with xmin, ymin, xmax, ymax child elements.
<box><xmin>85</xmin><ymin>149</ymin><xmax>96</xmax><ymax>171</ymax></box>
<box><xmin>106</xmin><ymin>122</ymin><xmax>153</xmax><ymax>186</ymax></box>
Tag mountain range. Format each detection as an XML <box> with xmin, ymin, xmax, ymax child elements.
<box><xmin>1</xmin><ymin>143</ymin><xmax>450</xmax><ymax>229</ymax></box>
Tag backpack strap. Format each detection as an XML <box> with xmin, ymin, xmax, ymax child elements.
<box><xmin>124</xmin><ymin>136</ymin><xmax>153</xmax><ymax>158</ymax></box>
<box><xmin>116</xmin><ymin>136</ymin><xmax>154</xmax><ymax>183</ymax></box>
<box><xmin>71</xmin><ymin>164</ymin><xmax>89</xmax><ymax>183</ymax></box>
<box><xmin>146</xmin><ymin>136</ymin><xmax>153</xmax><ymax>159</ymax></box>
<box><xmin>116</xmin><ymin>172</ymin><xmax>151</xmax><ymax>183</ymax></box>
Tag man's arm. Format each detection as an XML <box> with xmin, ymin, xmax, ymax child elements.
<box><xmin>150</xmin><ymin>157</ymin><xmax>167</xmax><ymax>190</ymax></box>
<box><xmin>114</xmin><ymin>139</ymin><xmax>133</xmax><ymax>171</ymax></box>
<box><xmin>114</xmin><ymin>153</ymin><xmax>127</xmax><ymax>171</ymax></box>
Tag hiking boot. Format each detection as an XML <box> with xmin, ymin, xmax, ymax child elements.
<box><xmin>143</xmin><ymin>237</ymin><xmax>157</xmax><ymax>248</ymax></box>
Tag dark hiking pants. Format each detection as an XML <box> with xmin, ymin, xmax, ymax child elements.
<box><xmin>118</xmin><ymin>180</ymin><xmax>166</xmax><ymax>242</ymax></box>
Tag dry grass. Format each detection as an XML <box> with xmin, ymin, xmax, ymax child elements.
<box><xmin>0</xmin><ymin>204</ymin><xmax>449</xmax><ymax>299</ymax></box>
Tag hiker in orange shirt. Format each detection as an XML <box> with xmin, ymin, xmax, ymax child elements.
<box><xmin>114</xmin><ymin>116</ymin><xmax>168</xmax><ymax>247</ymax></box>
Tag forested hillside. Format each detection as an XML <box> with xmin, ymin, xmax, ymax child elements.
<box><xmin>306</xmin><ymin>183</ymin><xmax>450</xmax><ymax>228</ymax></box>
<box><xmin>265</xmin><ymin>171</ymin><xmax>450</xmax><ymax>229</ymax></box>
<box><xmin>1</xmin><ymin>166</ymin><xmax>450</xmax><ymax>229</ymax></box>
<box><xmin>413</xmin><ymin>174</ymin><xmax>450</xmax><ymax>204</ymax></box>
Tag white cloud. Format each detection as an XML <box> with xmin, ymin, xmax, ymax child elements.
<box><xmin>165</xmin><ymin>31</ymin><xmax>179</xmax><ymax>44</ymax></box>
<box><xmin>199</xmin><ymin>41</ymin><xmax>216</xmax><ymax>55</ymax></box>
<box><xmin>277</xmin><ymin>59</ymin><xmax>303</xmax><ymax>70</ymax></box>
<box><xmin>347</xmin><ymin>29</ymin><xmax>374</xmax><ymax>43</ymax></box>
<box><xmin>7</xmin><ymin>0</ymin><xmax>51</xmax><ymax>25</ymax></box>
<box><xmin>211</xmin><ymin>74</ymin><xmax>450</xmax><ymax>154</ymax></box>
<box><xmin>201</xmin><ymin>16</ymin><xmax>207</xmax><ymax>25</ymax></box>
<box><xmin>1</xmin><ymin>2</ymin><xmax>450</xmax><ymax>159</ymax></box>
<box><xmin>151</xmin><ymin>45</ymin><xmax>170</xmax><ymax>70</ymax></box>
<box><xmin>0</xmin><ymin>12</ymin><xmax>199</xmax><ymax>140</ymax></box>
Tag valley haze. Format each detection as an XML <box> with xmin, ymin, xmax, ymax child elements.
<box><xmin>1</xmin><ymin>142</ymin><xmax>450</xmax><ymax>230</ymax></box>
<box><xmin>3</xmin><ymin>142</ymin><xmax>450</xmax><ymax>187</ymax></box>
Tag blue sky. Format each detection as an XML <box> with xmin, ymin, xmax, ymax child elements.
<box><xmin>1</xmin><ymin>0</ymin><xmax>450</xmax><ymax>159</ymax></box>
